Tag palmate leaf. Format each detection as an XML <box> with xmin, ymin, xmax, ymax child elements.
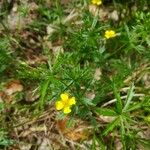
<box><xmin>95</xmin><ymin>108</ymin><xmax>117</xmax><ymax>116</ymax></box>
<box><xmin>102</xmin><ymin>117</ymin><xmax>120</xmax><ymax>136</ymax></box>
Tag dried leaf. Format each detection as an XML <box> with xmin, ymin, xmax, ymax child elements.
<box><xmin>89</xmin><ymin>4</ymin><xmax>99</xmax><ymax>17</ymax></box>
<box><xmin>0</xmin><ymin>91</ymin><xmax>5</xmax><ymax>102</ymax></box>
<box><xmin>25</xmin><ymin>90</ymin><xmax>39</xmax><ymax>102</ymax></box>
<box><xmin>98</xmin><ymin>115</ymin><xmax>116</xmax><ymax>123</ymax></box>
<box><xmin>109</xmin><ymin>10</ymin><xmax>119</xmax><ymax>21</ymax></box>
<box><xmin>5</xmin><ymin>80</ymin><xmax>23</xmax><ymax>95</ymax></box>
<box><xmin>57</xmin><ymin>118</ymin><xmax>91</xmax><ymax>141</ymax></box>
<box><xmin>19</xmin><ymin>143</ymin><xmax>32</xmax><ymax>150</ymax></box>
<box><xmin>94</xmin><ymin>68</ymin><xmax>102</xmax><ymax>81</ymax></box>
<box><xmin>85</xmin><ymin>91</ymin><xmax>95</xmax><ymax>100</ymax></box>
<box><xmin>38</xmin><ymin>138</ymin><xmax>52</xmax><ymax>150</ymax></box>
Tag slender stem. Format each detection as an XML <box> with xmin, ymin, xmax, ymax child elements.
<box><xmin>102</xmin><ymin>93</ymin><xmax>145</xmax><ymax>107</ymax></box>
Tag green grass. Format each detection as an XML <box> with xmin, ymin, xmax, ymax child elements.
<box><xmin>0</xmin><ymin>0</ymin><xmax>150</xmax><ymax>149</ymax></box>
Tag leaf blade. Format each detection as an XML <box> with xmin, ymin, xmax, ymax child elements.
<box><xmin>95</xmin><ymin>108</ymin><xmax>117</xmax><ymax>116</ymax></box>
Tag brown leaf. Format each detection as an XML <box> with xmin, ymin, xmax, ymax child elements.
<box><xmin>61</xmin><ymin>0</ymin><xmax>70</xmax><ymax>4</ymax></box>
<box><xmin>97</xmin><ymin>115</ymin><xmax>116</xmax><ymax>123</ymax></box>
<box><xmin>85</xmin><ymin>91</ymin><xmax>95</xmax><ymax>100</ymax></box>
<box><xmin>57</xmin><ymin>118</ymin><xmax>69</xmax><ymax>134</ymax></box>
<box><xmin>94</xmin><ymin>68</ymin><xmax>102</xmax><ymax>81</ymax></box>
<box><xmin>5</xmin><ymin>80</ymin><xmax>23</xmax><ymax>95</ymax></box>
<box><xmin>25</xmin><ymin>89</ymin><xmax>39</xmax><ymax>102</ymax></box>
<box><xmin>65</xmin><ymin>129</ymin><xmax>89</xmax><ymax>141</ymax></box>
<box><xmin>57</xmin><ymin>118</ymin><xmax>91</xmax><ymax>141</ymax></box>
<box><xmin>0</xmin><ymin>91</ymin><xmax>5</xmax><ymax>102</ymax></box>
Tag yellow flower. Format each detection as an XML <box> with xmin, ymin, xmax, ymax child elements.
<box><xmin>105</xmin><ymin>30</ymin><xmax>116</xmax><ymax>39</ymax></box>
<box><xmin>91</xmin><ymin>0</ymin><xmax>102</xmax><ymax>5</ymax></box>
<box><xmin>55</xmin><ymin>93</ymin><xmax>76</xmax><ymax>114</ymax></box>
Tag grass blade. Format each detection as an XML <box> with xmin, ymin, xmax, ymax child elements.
<box><xmin>123</xmin><ymin>83</ymin><xmax>134</xmax><ymax>111</ymax></box>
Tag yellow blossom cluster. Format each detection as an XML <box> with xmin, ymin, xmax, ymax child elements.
<box><xmin>105</xmin><ymin>30</ymin><xmax>117</xmax><ymax>39</ymax></box>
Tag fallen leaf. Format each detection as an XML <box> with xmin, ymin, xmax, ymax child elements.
<box><xmin>38</xmin><ymin>138</ymin><xmax>52</xmax><ymax>150</ymax></box>
<box><xmin>57</xmin><ymin>118</ymin><xmax>91</xmax><ymax>141</ymax></box>
<box><xmin>25</xmin><ymin>89</ymin><xmax>39</xmax><ymax>102</ymax></box>
<box><xmin>89</xmin><ymin>4</ymin><xmax>99</xmax><ymax>17</ymax></box>
<box><xmin>97</xmin><ymin>115</ymin><xmax>116</xmax><ymax>123</ymax></box>
<box><xmin>19</xmin><ymin>142</ymin><xmax>32</xmax><ymax>150</ymax></box>
<box><xmin>61</xmin><ymin>0</ymin><xmax>70</xmax><ymax>4</ymax></box>
<box><xmin>85</xmin><ymin>91</ymin><xmax>95</xmax><ymax>100</ymax></box>
<box><xmin>109</xmin><ymin>10</ymin><xmax>119</xmax><ymax>21</ymax></box>
<box><xmin>114</xmin><ymin>138</ymin><xmax>123</xmax><ymax>150</ymax></box>
<box><xmin>5</xmin><ymin>80</ymin><xmax>23</xmax><ymax>95</ymax></box>
<box><xmin>0</xmin><ymin>91</ymin><xmax>5</xmax><ymax>102</ymax></box>
<box><xmin>94</xmin><ymin>68</ymin><xmax>102</xmax><ymax>81</ymax></box>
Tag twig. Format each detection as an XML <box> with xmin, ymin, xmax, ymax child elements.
<box><xmin>124</xmin><ymin>63</ymin><xmax>149</xmax><ymax>84</ymax></box>
<box><xmin>102</xmin><ymin>93</ymin><xmax>145</xmax><ymax>107</ymax></box>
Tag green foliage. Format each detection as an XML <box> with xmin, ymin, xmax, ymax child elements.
<box><xmin>0</xmin><ymin>0</ymin><xmax>149</xmax><ymax>149</ymax></box>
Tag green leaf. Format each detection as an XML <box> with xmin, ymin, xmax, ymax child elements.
<box><xmin>102</xmin><ymin>117</ymin><xmax>120</xmax><ymax>136</ymax></box>
<box><xmin>95</xmin><ymin>108</ymin><xmax>117</xmax><ymax>116</ymax></box>
<box><xmin>123</xmin><ymin>83</ymin><xmax>134</xmax><ymax>111</ymax></box>
<box><xmin>125</xmin><ymin>102</ymin><xmax>142</xmax><ymax>112</ymax></box>
<box><xmin>81</xmin><ymin>98</ymin><xmax>96</xmax><ymax>106</ymax></box>
<box><xmin>113</xmin><ymin>83</ymin><xmax>123</xmax><ymax>114</ymax></box>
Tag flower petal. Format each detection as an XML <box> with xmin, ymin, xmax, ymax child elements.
<box><xmin>92</xmin><ymin>0</ymin><xmax>96</xmax><ymax>4</ymax></box>
<box><xmin>105</xmin><ymin>30</ymin><xmax>116</xmax><ymax>39</ymax></box>
<box><xmin>60</xmin><ymin>93</ymin><xmax>69</xmax><ymax>101</ymax></box>
<box><xmin>105</xmin><ymin>34</ymin><xmax>110</xmax><ymax>39</ymax></box>
<box><xmin>63</xmin><ymin>107</ymin><xmax>71</xmax><ymax>114</ymax></box>
<box><xmin>97</xmin><ymin>1</ymin><xmax>102</xmax><ymax>5</ymax></box>
<box><xmin>55</xmin><ymin>101</ymin><xmax>64</xmax><ymax>110</ymax></box>
<box><xmin>69</xmin><ymin>97</ymin><xmax>76</xmax><ymax>105</ymax></box>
